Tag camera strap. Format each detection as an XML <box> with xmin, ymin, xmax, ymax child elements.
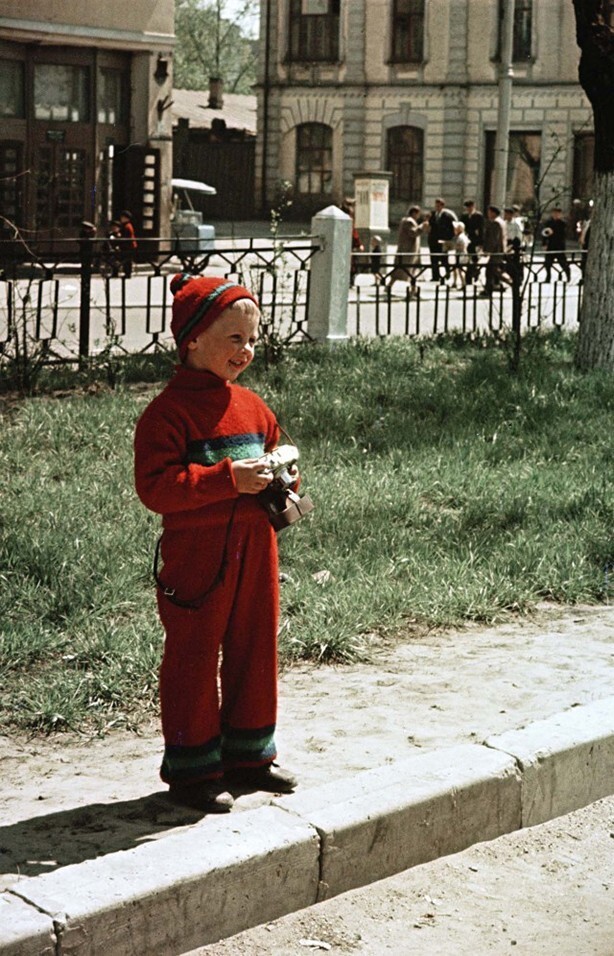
<box><xmin>276</xmin><ymin>421</ymin><xmax>297</xmax><ymax>446</ymax></box>
<box><xmin>153</xmin><ymin>498</ymin><xmax>239</xmax><ymax>610</ymax></box>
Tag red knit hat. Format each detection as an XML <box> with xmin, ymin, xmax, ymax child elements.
<box><xmin>170</xmin><ymin>274</ymin><xmax>259</xmax><ymax>359</ymax></box>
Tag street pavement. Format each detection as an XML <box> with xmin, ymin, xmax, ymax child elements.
<box><xmin>192</xmin><ymin>796</ymin><xmax>614</xmax><ymax>956</ymax></box>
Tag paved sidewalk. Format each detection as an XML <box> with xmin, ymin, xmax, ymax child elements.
<box><xmin>1</xmin><ymin>605</ymin><xmax>613</xmax><ymax>955</ymax></box>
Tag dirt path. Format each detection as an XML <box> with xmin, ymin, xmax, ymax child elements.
<box><xmin>1</xmin><ymin>604</ymin><xmax>612</xmax><ymax>892</ymax></box>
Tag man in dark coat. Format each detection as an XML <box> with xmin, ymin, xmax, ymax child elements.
<box><xmin>460</xmin><ymin>199</ymin><xmax>484</xmax><ymax>285</ymax></box>
<box><xmin>428</xmin><ymin>197</ymin><xmax>457</xmax><ymax>282</ymax></box>
<box><xmin>541</xmin><ymin>207</ymin><xmax>571</xmax><ymax>282</ymax></box>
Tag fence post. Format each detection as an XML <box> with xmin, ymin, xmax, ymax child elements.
<box><xmin>78</xmin><ymin>231</ymin><xmax>94</xmax><ymax>364</ymax></box>
<box><xmin>307</xmin><ymin>205</ymin><xmax>351</xmax><ymax>345</ymax></box>
<box><xmin>511</xmin><ymin>244</ymin><xmax>522</xmax><ymax>372</ymax></box>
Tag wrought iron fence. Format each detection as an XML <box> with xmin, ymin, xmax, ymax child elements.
<box><xmin>0</xmin><ymin>235</ymin><xmax>321</xmax><ymax>366</ymax></box>
<box><xmin>348</xmin><ymin>249</ymin><xmax>585</xmax><ymax>339</ymax></box>
<box><xmin>0</xmin><ymin>235</ymin><xmax>586</xmax><ymax>374</ymax></box>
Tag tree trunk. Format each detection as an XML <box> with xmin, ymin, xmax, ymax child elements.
<box><xmin>575</xmin><ymin>169</ymin><xmax>614</xmax><ymax>369</ymax></box>
<box><xmin>573</xmin><ymin>0</ymin><xmax>614</xmax><ymax>371</ymax></box>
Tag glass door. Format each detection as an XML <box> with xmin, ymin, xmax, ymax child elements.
<box><xmin>34</xmin><ymin>144</ymin><xmax>87</xmax><ymax>235</ymax></box>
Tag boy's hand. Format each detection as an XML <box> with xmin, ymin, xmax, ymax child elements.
<box><xmin>231</xmin><ymin>458</ymin><xmax>274</xmax><ymax>494</ymax></box>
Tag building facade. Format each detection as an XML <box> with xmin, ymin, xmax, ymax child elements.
<box><xmin>256</xmin><ymin>0</ymin><xmax>594</xmax><ymax>223</ymax></box>
<box><xmin>0</xmin><ymin>1</ymin><xmax>175</xmax><ymax>244</ymax></box>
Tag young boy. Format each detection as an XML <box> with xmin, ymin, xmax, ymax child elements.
<box><xmin>370</xmin><ymin>234</ymin><xmax>384</xmax><ymax>285</ymax></box>
<box><xmin>134</xmin><ymin>274</ymin><xmax>298</xmax><ymax>811</ymax></box>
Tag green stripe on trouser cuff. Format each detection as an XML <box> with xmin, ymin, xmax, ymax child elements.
<box><xmin>160</xmin><ymin>737</ymin><xmax>223</xmax><ymax>783</ymax></box>
<box><xmin>222</xmin><ymin>725</ymin><xmax>277</xmax><ymax>767</ymax></box>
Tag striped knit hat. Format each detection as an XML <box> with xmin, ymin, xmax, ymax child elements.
<box><xmin>170</xmin><ymin>274</ymin><xmax>259</xmax><ymax>359</ymax></box>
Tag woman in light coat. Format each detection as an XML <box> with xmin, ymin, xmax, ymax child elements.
<box><xmin>388</xmin><ymin>205</ymin><xmax>424</xmax><ymax>290</ymax></box>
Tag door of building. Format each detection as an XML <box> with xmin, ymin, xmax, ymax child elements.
<box><xmin>33</xmin><ymin>140</ymin><xmax>89</xmax><ymax>237</ymax></box>
<box><xmin>113</xmin><ymin>145</ymin><xmax>161</xmax><ymax>256</ymax></box>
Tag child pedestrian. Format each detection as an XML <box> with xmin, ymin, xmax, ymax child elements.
<box><xmin>449</xmin><ymin>220</ymin><xmax>470</xmax><ymax>289</ymax></box>
<box><xmin>134</xmin><ymin>274</ymin><xmax>298</xmax><ymax>812</ymax></box>
<box><xmin>370</xmin><ymin>234</ymin><xmax>384</xmax><ymax>285</ymax></box>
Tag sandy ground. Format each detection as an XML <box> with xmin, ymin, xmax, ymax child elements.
<box><xmin>193</xmin><ymin>796</ymin><xmax>614</xmax><ymax>956</ymax></box>
<box><xmin>0</xmin><ymin>604</ymin><xmax>612</xmax><ymax>896</ymax></box>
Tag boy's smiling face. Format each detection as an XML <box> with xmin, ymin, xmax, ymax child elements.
<box><xmin>185</xmin><ymin>301</ymin><xmax>260</xmax><ymax>381</ymax></box>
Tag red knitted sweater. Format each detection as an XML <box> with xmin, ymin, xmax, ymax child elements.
<box><xmin>134</xmin><ymin>365</ymin><xmax>279</xmax><ymax>530</ymax></box>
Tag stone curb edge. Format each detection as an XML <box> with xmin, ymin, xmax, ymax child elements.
<box><xmin>2</xmin><ymin>696</ymin><xmax>613</xmax><ymax>956</ymax></box>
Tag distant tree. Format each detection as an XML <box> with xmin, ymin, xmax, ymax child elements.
<box><xmin>572</xmin><ymin>0</ymin><xmax>614</xmax><ymax>371</ymax></box>
<box><xmin>174</xmin><ymin>0</ymin><xmax>258</xmax><ymax>94</ymax></box>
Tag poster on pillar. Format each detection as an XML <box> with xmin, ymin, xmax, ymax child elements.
<box><xmin>354</xmin><ymin>176</ymin><xmax>390</xmax><ymax>231</ymax></box>
<box><xmin>302</xmin><ymin>0</ymin><xmax>329</xmax><ymax>13</ymax></box>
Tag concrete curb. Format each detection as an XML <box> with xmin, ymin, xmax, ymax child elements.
<box><xmin>2</xmin><ymin>697</ymin><xmax>613</xmax><ymax>956</ymax></box>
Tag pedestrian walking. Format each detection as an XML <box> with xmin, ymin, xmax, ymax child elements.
<box><xmin>449</xmin><ymin>221</ymin><xmax>470</xmax><ymax>289</ymax></box>
<box><xmin>540</xmin><ymin>206</ymin><xmax>571</xmax><ymax>282</ymax></box>
<box><xmin>118</xmin><ymin>209</ymin><xmax>137</xmax><ymax>278</ymax></box>
<box><xmin>428</xmin><ymin>198</ymin><xmax>457</xmax><ymax>282</ymax></box>
<box><xmin>480</xmin><ymin>205</ymin><xmax>507</xmax><ymax>297</ymax></box>
<box><xmin>387</xmin><ymin>205</ymin><xmax>423</xmax><ymax>290</ymax></box>
<box><xmin>460</xmin><ymin>199</ymin><xmax>484</xmax><ymax>285</ymax></box>
<box><xmin>370</xmin><ymin>234</ymin><xmax>384</xmax><ymax>285</ymax></box>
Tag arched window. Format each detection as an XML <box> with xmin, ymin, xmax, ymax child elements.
<box><xmin>387</xmin><ymin>126</ymin><xmax>424</xmax><ymax>203</ymax></box>
<box><xmin>296</xmin><ymin>123</ymin><xmax>333</xmax><ymax>197</ymax></box>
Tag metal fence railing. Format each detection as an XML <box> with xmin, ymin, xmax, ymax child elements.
<box><xmin>0</xmin><ymin>237</ymin><xmax>585</xmax><ymax>373</ymax></box>
<box><xmin>348</xmin><ymin>249</ymin><xmax>585</xmax><ymax>339</ymax></box>
<box><xmin>0</xmin><ymin>235</ymin><xmax>322</xmax><ymax>366</ymax></box>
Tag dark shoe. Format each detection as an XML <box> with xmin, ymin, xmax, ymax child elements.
<box><xmin>168</xmin><ymin>780</ymin><xmax>234</xmax><ymax>812</ymax></box>
<box><xmin>225</xmin><ymin>763</ymin><xmax>298</xmax><ymax>793</ymax></box>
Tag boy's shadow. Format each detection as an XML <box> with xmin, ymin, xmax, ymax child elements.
<box><xmin>0</xmin><ymin>791</ymin><xmax>213</xmax><ymax>881</ymax></box>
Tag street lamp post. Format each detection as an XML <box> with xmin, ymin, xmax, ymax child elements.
<box><xmin>493</xmin><ymin>0</ymin><xmax>515</xmax><ymax>208</ymax></box>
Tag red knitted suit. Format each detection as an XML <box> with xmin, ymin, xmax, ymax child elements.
<box><xmin>134</xmin><ymin>364</ymin><xmax>280</xmax><ymax>784</ymax></box>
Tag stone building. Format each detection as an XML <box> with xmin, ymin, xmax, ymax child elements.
<box><xmin>255</xmin><ymin>0</ymin><xmax>595</xmax><ymax>223</ymax></box>
<box><xmin>0</xmin><ymin>1</ymin><xmax>175</xmax><ymax>243</ymax></box>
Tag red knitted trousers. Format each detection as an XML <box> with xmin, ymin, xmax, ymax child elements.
<box><xmin>156</xmin><ymin>505</ymin><xmax>279</xmax><ymax>784</ymax></box>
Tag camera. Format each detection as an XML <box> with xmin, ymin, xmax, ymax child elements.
<box><xmin>257</xmin><ymin>444</ymin><xmax>314</xmax><ymax>532</ymax></box>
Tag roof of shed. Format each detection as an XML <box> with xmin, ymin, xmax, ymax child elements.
<box><xmin>172</xmin><ymin>88</ymin><xmax>257</xmax><ymax>135</ymax></box>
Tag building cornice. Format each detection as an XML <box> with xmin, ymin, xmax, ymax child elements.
<box><xmin>253</xmin><ymin>80</ymin><xmax>586</xmax><ymax>91</ymax></box>
<box><xmin>0</xmin><ymin>17</ymin><xmax>175</xmax><ymax>51</ymax></box>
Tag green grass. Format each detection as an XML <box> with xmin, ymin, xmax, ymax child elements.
<box><xmin>1</xmin><ymin>331</ymin><xmax>612</xmax><ymax>734</ymax></box>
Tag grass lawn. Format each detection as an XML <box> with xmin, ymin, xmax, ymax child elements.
<box><xmin>1</xmin><ymin>331</ymin><xmax>612</xmax><ymax>734</ymax></box>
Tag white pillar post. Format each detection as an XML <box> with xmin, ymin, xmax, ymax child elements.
<box><xmin>307</xmin><ymin>205</ymin><xmax>351</xmax><ymax>345</ymax></box>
